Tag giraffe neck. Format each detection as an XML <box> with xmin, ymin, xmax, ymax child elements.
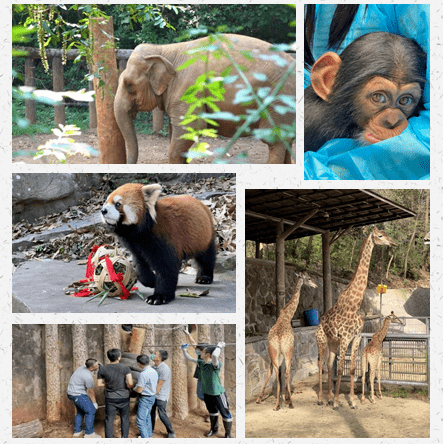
<box><xmin>337</xmin><ymin>232</ymin><xmax>375</xmax><ymax>311</ymax></box>
<box><xmin>277</xmin><ymin>281</ymin><xmax>303</xmax><ymax>325</ymax></box>
<box><xmin>371</xmin><ymin>317</ymin><xmax>391</xmax><ymax>346</ymax></box>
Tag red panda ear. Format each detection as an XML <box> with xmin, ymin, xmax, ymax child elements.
<box><xmin>141</xmin><ymin>184</ymin><xmax>162</xmax><ymax>221</ymax></box>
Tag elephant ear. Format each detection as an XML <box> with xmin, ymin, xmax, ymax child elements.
<box><xmin>145</xmin><ymin>55</ymin><xmax>176</xmax><ymax>96</ymax></box>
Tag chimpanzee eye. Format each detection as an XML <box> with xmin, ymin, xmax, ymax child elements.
<box><xmin>399</xmin><ymin>96</ymin><xmax>413</xmax><ymax>106</ymax></box>
<box><xmin>371</xmin><ymin>93</ymin><xmax>387</xmax><ymax>103</ymax></box>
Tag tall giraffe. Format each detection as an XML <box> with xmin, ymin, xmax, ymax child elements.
<box><xmin>315</xmin><ymin>227</ymin><xmax>396</xmax><ymax>410</ymax></box>
<box><xmin>361</xmin><ymin>311</ymin><xmax>403</xmax><ymax>404</ymax></box>
<box><xmin>256</xmin><ymin>273</ymin><xmax>318</xmax><ymax>410</ymax></box>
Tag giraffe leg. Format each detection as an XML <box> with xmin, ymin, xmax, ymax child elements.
<box><xmin>349</xmin><ymin>335</ymin><xmax>362</xmax><ymax>409</ymax></box>
<box><xmin>377</xmin><ymin>354</ymin><xmax>383</xmax><ymax>399</ymax></box>
<box><xmin>369</xmin><ymin>362</ymin><xmax>376</xmax><ymax>403</ymax></box>
<box><xmin>256</xmin><ymin>342</ymin><xmax>278</xmax><ymax>405</ymax></box>
<box><xmin>283</xmin><ymin>350</ymin><xmax>294</xmax><ymax>409</ymax></box>
<box><xmin>361</xmin><ymin>353</ymin><xmax>367</xmax><ymax>404</ymax></box>
<box><xmin>315</xmin><ymin>327</ymin><xmax>328</xmax><ymax>405</ymax></box>
<box><xmin>327</xmin><ymin>339</ymin><xmax>339</xmax><ymax>406</ymax></box>
<box><xmin>256</xmin><ymin>366</ymin><xmax>273</xmax><ymax>404</ymax></box>
<box><xmin>274</xmin><ymin>363</ymin><xmax>282</xmax><ymax>411</ymax></box>
<box><xmin>333</xmin><ymin>340</ymin><xmax>350</xmax><ymax>410</ymax></box>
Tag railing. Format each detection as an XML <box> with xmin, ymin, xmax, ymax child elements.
<box><xmin>333</xmin><ymin>319</ymin><xmax>430</xmax><ymax>389</ymax></box>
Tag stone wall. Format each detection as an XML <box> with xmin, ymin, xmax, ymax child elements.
<box><xmin>12</xmin><ymin>324</ymin><xmax>236</xmax><ymax>426</ymax></box>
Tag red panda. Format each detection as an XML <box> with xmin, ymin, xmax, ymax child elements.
<box><xmin>101</xmin><ymin>183</ymin><xmax>216</xmax><ymax>305</ymax></box>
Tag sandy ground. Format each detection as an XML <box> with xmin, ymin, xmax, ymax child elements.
<box><xmin>12</xmin><ymin>130</ymin><xmax>290</xmax><ymax>164</ymax></box>
<box><xmin>40</xmin><ymin>409</ymin><xmax>235</xmax><ymax>438</ymax></box>
<box><xmin>245</xmin><ymin>375</ymin><xmax>429</xmax><ymax>438</ymax></box>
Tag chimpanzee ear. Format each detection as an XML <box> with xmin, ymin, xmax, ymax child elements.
<box><xmin>310</xmin><ymin>52</ymin><xmax>342</xmax><ymax>101</ymax></box>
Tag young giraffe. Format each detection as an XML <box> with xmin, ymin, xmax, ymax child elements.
<box><xmin>315</xmin><ymin>227</ymin><xmax>396</xmax><ymax>410</ymax></box>
<box><xmin>256</xmin><ymin>273</ymin><xmax>318</xmax><ymax>410</ymax></box>
<box><xmin>361</xmin><ymin>311</ymin><xmax>403</xmax><ymax>404</ymax></box>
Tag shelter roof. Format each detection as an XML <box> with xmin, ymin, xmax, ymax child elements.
<box><xmin>245</xmin><ymin>189</ymin><xmax>416</xmax><ymax>244</ymax></box>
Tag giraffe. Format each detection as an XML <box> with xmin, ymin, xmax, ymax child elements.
<box><xmin>256</xmin><ymin>273</ymin><xmax>318</xmax><ymax>410</ymax></box>
<box><xmin>361</xmin><ymin>311</ymin><xmax>403</xmax><ymax>404</ymax></box>
<box><xmin>315</xmin><ymin>226</ymin><xmax>396</xmax><ymax>410</ymax></box>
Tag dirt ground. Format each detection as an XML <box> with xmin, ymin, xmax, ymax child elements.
<box><xmin>245</xmin><ymin>375</ymin><xmax>429</xmax><ymax>438</ymax></box>
<box><xmin>41</xmin><ymin>409</ymin><xmax>235</xmax><ymax>438</ymax></box>
<box><xmin>12</xmin><ymin>130</ymin><xmax>288</xmax><ymax>164</ymax></box>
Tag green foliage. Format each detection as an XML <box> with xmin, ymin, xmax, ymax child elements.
<box><xmin>178</xmin><ymin>31</ymin><xmax>296</xmax><ymax>163</ymax></box>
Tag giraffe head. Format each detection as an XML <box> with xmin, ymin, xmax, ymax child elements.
<box><xmin>372</xmin><ymin>227</ymin><xmax>396</xmax><ymax>246</ymax></box>
<box><xmin>298</xmin><ymin>272</ymin><xmax>318</xmax><ymax>289</ymax></box>
<box><xmin>387</xmin><ymin>311</ymin><xmax>403</xmax><ymax>325</ymax></box>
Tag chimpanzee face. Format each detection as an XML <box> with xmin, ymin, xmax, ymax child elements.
<box><xmin>355</xmin><ymin>77</ymin><xmax>422</xmax><ymax>144</ymax></box>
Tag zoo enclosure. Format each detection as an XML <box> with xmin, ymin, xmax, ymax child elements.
<box><xmin>15</xmin><ymin>47</ymin><xmax>164</xmax><ymax>131</ymax></box>
<box><xmin>334</xmin><ymin>317</ymin><xmax>430</xmax><ymax>389</ymax></box>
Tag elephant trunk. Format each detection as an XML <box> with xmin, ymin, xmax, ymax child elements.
<box><xmin>114</xmin><ymin>95</ymin><xmax>139</xmax><ymax>164</ymax></box>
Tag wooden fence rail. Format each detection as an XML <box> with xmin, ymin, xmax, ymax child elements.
<box><xmin>14</xmin><ymin>46</ymin><xmax>164</xmax><ymax>132</ymax></box>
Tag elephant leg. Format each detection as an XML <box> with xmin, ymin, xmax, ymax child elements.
<box><xmin>265</xmin><ymin>140</ymin><xmax>294</xmax><ymax>164</ymax></box>
<box><xmin>167</xmin><ymin>137</ymin><xmax>194</xmax><ymax>164</ymax></box>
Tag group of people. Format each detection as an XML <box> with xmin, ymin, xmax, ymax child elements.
<box><xmin>66</xmin><ymin>339</ymin><xmax>233</xmax><ymax>438</ymax></box>
<box><xmin>66</xmin><ymin>348</ymin><xmax>175</xmax><ymax>438</ymax></box>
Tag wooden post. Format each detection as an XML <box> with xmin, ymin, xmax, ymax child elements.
<box><xmin>322</xmin><ymin>231</ymin><xmax>333</xmax><ymax>312</ymax></box>
<box><xmin>24</xmin><ymin>57</ymin><xmax>36</xmax><ymax>124</ymax></box>
<box><xmin>275</xmin><ymin>220</ymin><xmax>286</xmax><ymax>318</ymax></box>
<box><xmin>172</xmin><ymin>325</ymin><xmax>188</xmax><ymax>419</ymax></box>
<box><xmin>52</xmin><ymin>56</ymin><xmax>65</xmax><ymax>126</ymax></box>
<box><xmin>103</xmin><ymin>324</ymin><xmax>121</xmax><ymax>364</ymax></box>
<box><xmin>45</xmin><ymin>325</ymin><xmax>61</xmax><ymax>422</ymax></box>
<box><xmin>72</xmin><ymin>325</ymin><xmax>88</xmax><ymax>371</ymax></box>
<box><xmin>89</xmin><ymin>17</ymin><xmax>126</xmax><ymax>163</ymax></box>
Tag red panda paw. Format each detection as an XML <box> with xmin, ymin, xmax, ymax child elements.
<box><xmin>146</xmin><ymin>294</ymin><xmax>175</xmax><ymax>305</ymax></box>
<box><xmin>195</xmin><ymin>276</ymin><xmax>213</xmax><ymax>285</ymax></box>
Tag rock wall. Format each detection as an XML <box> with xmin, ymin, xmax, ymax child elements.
<box><xmin>12</xmin><ymin>173</ymin><xmax>103</xmax><ymax>223</ymax></box>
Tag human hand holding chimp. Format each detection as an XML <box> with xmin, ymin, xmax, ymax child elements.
<box><xmin>304</xmin><ymin>32</ymin><xmax>426</xmax><ymax>152</ymax></box>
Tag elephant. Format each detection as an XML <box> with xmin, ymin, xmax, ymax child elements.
<box><xmin>114</xmin><ymin>34</ymin><xmax>296</xmax><ymax>164</ymax></box>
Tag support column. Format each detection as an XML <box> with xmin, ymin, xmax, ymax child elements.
<box><xmin>322</xmin><ymin>231</ymin><xmax>333</xmax><ymax>312</ymax></box>
<box><xmin>45</xmin><ymin>325</ymin><xmax>61</xmax><ymax>422</ymax></box>
<box><xmin>103</xmin><ymin>324</ymin><xmax>121</xmax><ymax>364</ymax></box>
<box><xmin>72</xmin><ymin>325</ymin><xmax>88</xmax><ymax>370</ymax></box>
<box><xmin>172</xmin><ymin>325</ymin><xmax>188</xmax><ymax>419</ymax></box>
<box><xmin>142</xmin><ymin>325</ymin><xmax>155</xmax><ymax>356</ymax></box>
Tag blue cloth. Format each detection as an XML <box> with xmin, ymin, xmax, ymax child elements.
<box><xmin>67</xmin><ymin>394</ymin><xmax>96</xmax><ymax>435</ymax></box>
<box><xmin>137</xmin><ymin>395</ymin><xmax>156</xmax><ymax>438</ymax></box>
<box><xmin>304</xmin><ymin>4</ymin><xmax>430</xmax><ymax>180</ymax></box>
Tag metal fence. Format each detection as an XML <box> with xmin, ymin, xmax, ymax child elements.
<box><xmin>334</xmin><ymin>317</ymin><xmax>430</xmax><ymax>388</ymax></box>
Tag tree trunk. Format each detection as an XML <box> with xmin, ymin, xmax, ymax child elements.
<box><xmin>89</xmin><ymin>17</ymin><xmax>126</xmax><ymax>163</ymax></box>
